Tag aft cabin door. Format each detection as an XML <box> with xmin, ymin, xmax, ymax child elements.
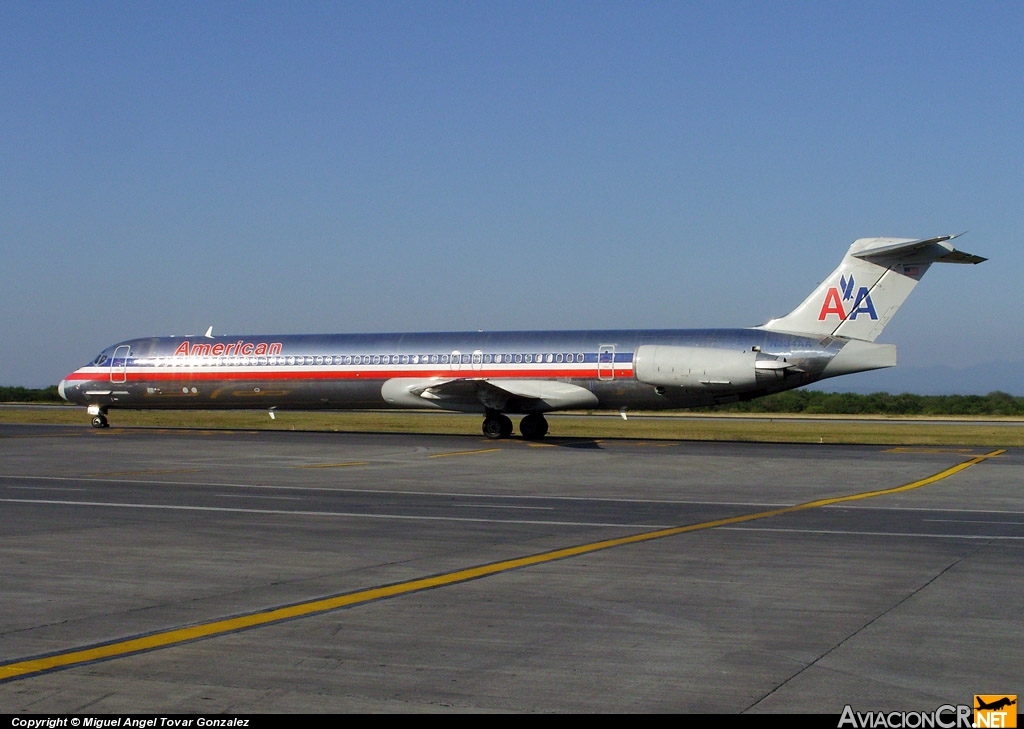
<box><xmin>598</xmin><ymin>344</ymin><xmax>615</xmax><ymax>381</ymax></box>
<box><xmin>110</xmin><ymin>345</ymin><xmax>130</xmax><ymax>384</ymax></box>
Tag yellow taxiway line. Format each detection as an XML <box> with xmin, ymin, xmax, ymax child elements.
<box><xmin>428</xmin><ymin>448</ymin><xmax>500</xmax><ymax>458</ymax></box>
<box><xmin>0</xmin><ymin>449</ymin><xmax>1004</xmax><ymax>683</ymax></box>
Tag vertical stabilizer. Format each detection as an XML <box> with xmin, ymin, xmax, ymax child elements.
<box><xmin>759</xmin><ymin>235</ymin><xmax>984</xmax><ymax>342</ymax></box>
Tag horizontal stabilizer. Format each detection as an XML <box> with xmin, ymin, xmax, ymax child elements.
<box><xmin>852</xmin><ymin>234</ymin><xmax>986</xmax><ymax>265</ymax></box>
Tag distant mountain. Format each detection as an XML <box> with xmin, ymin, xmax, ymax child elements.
<box><xmin>808</xmin><ymin>361</ymin><xmax>1024</xmax><ymax>396</ymax></box>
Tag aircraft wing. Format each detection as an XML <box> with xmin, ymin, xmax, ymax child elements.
<box><xmin>381</xmin><ymin>377</ymin><xmax>599</xmax><ymax>412</ymax></box>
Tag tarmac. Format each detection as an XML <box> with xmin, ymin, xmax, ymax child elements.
<box><xmin>0</xmin><ymin>423</ymin><xmax>1020</xmax><ymax>713</ymax></box>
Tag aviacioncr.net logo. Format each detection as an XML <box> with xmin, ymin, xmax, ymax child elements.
<box><xmin>838</xmin><ymin>704</ymin><xmax>973</xmax><ymax>728</ymax></box>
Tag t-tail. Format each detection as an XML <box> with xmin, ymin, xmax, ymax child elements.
<box><xmin>760</xmin><ymin>234</ymin><xmax>986</xmax><ymax>342</ymax></box>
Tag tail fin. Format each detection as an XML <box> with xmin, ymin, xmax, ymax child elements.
<box><xmin>760</xmin><ymin>235</ymin><xmax>985</xmax><ymax>342</ymax></box>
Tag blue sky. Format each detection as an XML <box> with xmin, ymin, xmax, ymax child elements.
<box><xmin>3</xmin><ymin>2</ymin><xmax>1022</xmax><ymax>391</ymax></box>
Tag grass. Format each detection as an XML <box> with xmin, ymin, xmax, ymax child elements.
<box><xmin>2</xmin><ymin>405</ymin><xmax>1021</xmax><ymax>446</ymax></box>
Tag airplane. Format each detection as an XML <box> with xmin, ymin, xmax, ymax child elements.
<box><xmin>976</xmin><ymin>697</ymin><xmax>1016</xmax><ymax>712</ymax></box>
<box><xmin>59</xmin><ymin>235</ymin><xmax>984</xmax><ymax>439</ymax></box>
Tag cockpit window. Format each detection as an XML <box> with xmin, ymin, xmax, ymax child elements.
<box><xmin>92</xmin><ymin>353</ymin><xmax>109</xmax><ymax>366</ymax></box>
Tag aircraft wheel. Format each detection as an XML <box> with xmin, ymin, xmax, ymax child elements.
<box><xmin>91</xmin><ymin>414</ymin><xmax>108</xmax><ymax>429</ymax></box>
<box><xmin>520</xmin><ymin>413</ymin><xmax>548</xmax><ymax>440</ymax></box>
<box><xmin>483</xmin><ymin>413</ymin><xmax>514</xmax><ymax>439</ymax></box>
<box><xmin>482</xmin><ymin>417</ymin><xmax>503</xmax><ymax>439</ymax></box>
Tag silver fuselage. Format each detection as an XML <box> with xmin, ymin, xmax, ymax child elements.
<box><xmin>59</xmin><ymin>328</ymin><xmax>890</xmax><ymax>414</ymax></box>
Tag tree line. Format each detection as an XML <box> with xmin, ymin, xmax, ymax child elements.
<box><xmin>700</xmin><ymin>389</ymin><xmax>1024</xmax><ymax>416</ymax></box>
<box><xmin>0</xmin><ymin>386</ymin><xmax>62</xmax><ymax>403</ymax></box>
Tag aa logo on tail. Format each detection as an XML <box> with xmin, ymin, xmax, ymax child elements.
<box><xmin>818</xmin><ymin>274</ymin><xmax>878</xmax><ymax>322</ymax></box>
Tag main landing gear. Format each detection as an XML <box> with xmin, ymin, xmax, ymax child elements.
<box><xmin>481</xmin><ymin>411</ymin><xmax>548</xmax><ymax>440</ymax></box>
<box><xmin>482</xmin><ymin>412</ymin><xmax>514</xmax><ymax>440</ymax></box>
<box><xmin>519</xmin><ymin>413</ymin><xmax>548</xmax><ymax>440</ymax></box>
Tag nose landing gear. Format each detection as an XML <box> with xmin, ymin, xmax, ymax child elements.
<box><xmin>88</xmin><ymin>406</ymin><xmax>109</xmax><ymax>428</ymax></box>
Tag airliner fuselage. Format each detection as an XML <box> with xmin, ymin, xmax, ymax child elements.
<box><xmin>57</xmin><ymin>328</ymin><xmax>886</xmax><ymax>437</ymax></box>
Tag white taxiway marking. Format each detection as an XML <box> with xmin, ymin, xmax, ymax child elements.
<box><xmin>0</xmin><ymin>498</ymin><xmax>667</xmax><ymax>530</ymax></box>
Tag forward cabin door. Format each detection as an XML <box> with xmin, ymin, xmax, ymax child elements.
<box><xmin>110</xmin><ymin>345</ymin><xmax>130</xmax><ymax>384</ymax></box>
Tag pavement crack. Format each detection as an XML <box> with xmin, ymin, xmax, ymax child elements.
<box><xmin>742</xmin><ymin>538</ymin><xmax>994</xmax><ymax>713</ymax></box>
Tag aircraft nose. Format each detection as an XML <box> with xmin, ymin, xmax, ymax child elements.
<box><xmin>58</xmin><ymin>379</ymin><xmax>69</xmax><ymax>401</ymax></box>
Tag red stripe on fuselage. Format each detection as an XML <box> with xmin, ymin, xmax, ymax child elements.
<box><xmin>64</xmin><ymin>367</ymin><xmax>634</xmax><ymax>382</ymax></box>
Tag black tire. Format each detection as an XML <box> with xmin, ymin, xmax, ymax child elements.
<box><xmin>519</xmin><ymin>414</ymin><xmax>548</xmax><ymax>440</ymax></box>
<box><xmin>482</xmin><ymin>417</ymin><xmax>504</xmax><ymax>439</ymax></box>
<box><xmin>91</xmin><ymin>415</ymin><xmax>108</xmax><ymax>429</ymax></box>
